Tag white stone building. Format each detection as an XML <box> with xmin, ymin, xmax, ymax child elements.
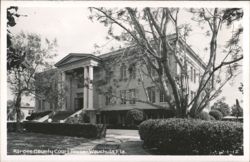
<box><xmin>35</xmin><ymin>37</ymin><xmax>206</xmax><ymax>125</ymax></box>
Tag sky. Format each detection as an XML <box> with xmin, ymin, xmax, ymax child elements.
<box><xmin>8</xmin><ymin>7</ymin><xmax>243</xmax><ymax>107</ymax></box>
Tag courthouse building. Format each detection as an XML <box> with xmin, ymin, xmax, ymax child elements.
<box><xmin>35</xmin><ymin>36</ymin><xmax>206</xmax><ymax>124</ymax></box>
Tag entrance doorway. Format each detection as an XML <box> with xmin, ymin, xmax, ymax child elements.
<box><xmin>74</xmin><ymin>93</ymin><xmax>83</xmax><ymax>111</ymax></box>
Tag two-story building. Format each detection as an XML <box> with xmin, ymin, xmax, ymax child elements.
<box><xmin>35</xmin><ymin>37</ymin><xmax>206</xmax><ymax>125</ymax></box>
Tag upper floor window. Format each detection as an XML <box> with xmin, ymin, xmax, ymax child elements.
<box><xmin>190</xmin><ymin>66</ymin><xmax>193</xmax><ymax>81</ymax></box>
<box><xmin>148</xmin><ymin>65</ymin><xmax>157</xmax><ymax>77</ymax></box>
<box><xmin>147</xmin><ymin>87</ymin><xmax>156</xmax><ymax>103</ymax></box>
<box><xmin>194</xmin><ymin>69</ymin><xmax>196</xmax><ymax>83</ymax></box>
<box><xmin>120</xmin><ymin>63</ymin><xmax>127</xmax><ymax>80</ymax></box>
<box><xmin>77</xmin><ymin>74</ymin><xmax>84</xmax><ymax>88</ymax></box>
<box><xmin>190</xmin><ymin>90</ymin><xmax>195</xmax><ymax>101</ymax></box>
<box><xmin>129</xmin><ymin>64</ymin><xmax>136</xmax><ymax>79</ymax></box>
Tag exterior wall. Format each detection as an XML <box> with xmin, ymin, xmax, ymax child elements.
<box><xmin>35</xmin><ymin>43</ymin><xmax>206</xmax><ymax>116</ymax></box>
<box><xmin>95</xmin><ymin>55</ymin><xmax>172</xmax><ymax>111</ymax></box>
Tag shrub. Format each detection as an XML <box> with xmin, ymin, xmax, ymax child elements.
<box><xmin>26</xmin><ymin>111</ymin><xmax>52</xmax><ymax>120</ymax></box>
<box><xmin>7</xmin><ymin>122</ymin><xmax>25</xmax><ymax>132</ymax></box>
<box><xmin>126</xmin><ymin>109</ymin><xmax>144</xmax><ymax>125</ymax></box>
<box><xmin>211</xmin><ymin>99</ymin><xmax>230</xmax><ymax>116</ymax></box>
<box><xmin>209</xmin><ymin>115</ymin><xmax>216</xmax><ymax>120</ymax></box>
<box><xmin>197</xmin><ymin>112</ymin><xmax>210</xmax><ymax>121</ymax></box>
<box><xmin>209</xmin><ymin>110</ymin><xmax>223</xmax><ymax>120</ymax></box>
<box><xmin>24</xmin><ymin>122</ymin><xmax>106</xmax><ymax>138</ymax></box>
<box><xmin>139</xmin><ymin>118</ymin><xmax>243</xmax><ymax>155</ymax></box>
<box><xmin>80</xmin><ymin>112</ymin><xmax>90</xmax><ymax>123</ymax></box>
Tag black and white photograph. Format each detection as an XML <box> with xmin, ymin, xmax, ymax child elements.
<box><xmin>1</xmin><ymin>1</ymin><xmax>249</xmax><ymax>162</ymax></box>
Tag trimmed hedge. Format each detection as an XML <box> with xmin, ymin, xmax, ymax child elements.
<box><xmin>7</xmin><ymin>122</ymin><xmax>25</xmax><ymax>132</ymax></box>
<box><xmin>209</xmin><ymin>110</ymin><xmax>223</xmax><ymax>120</ymax></box>
<box><xmin>139</xmin><ymin>118</ymin><xmax>243</xmax><ymax>155</ymax></box>
<box><xmin>126</xmin><ymin>109</ymin><xmax>144</xmax><ymax>125</ymax></box>
<box><xmin>24</xmin><ymin>122</ymin><xmax>106</xmax><ymax>138</ymax></box>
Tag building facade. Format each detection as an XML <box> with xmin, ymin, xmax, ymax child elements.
<box><xmin>35</xmin><ymin>39</ymin><xmax>206</xmax><ymax>125</ymax></box>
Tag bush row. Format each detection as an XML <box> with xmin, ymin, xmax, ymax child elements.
<box><xmin>7</xmin><ymin>122</ymin><xmax>25</xmax><ymax>132</ymax></box>
<box><xmin>24</xmin><ymin>122</ymin><xmax>106</xmax><ymax>138</ymax></box>
<box><xmin>139</xmin><ymin>118</ymin><xmax>243</xmax><ymax>155</ymax></box>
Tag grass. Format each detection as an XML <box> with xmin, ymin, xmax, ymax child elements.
<box><xmin>8</xmin><ymin>132</ymin><xmax>90</xmax><ymax>155</ymax></box>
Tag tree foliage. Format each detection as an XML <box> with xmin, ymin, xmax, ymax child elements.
<box><xmin>211</xmin><ymin>99</ymin><xmax>230</xmax><ymax>117</ymax></box>
<box><xmin>8</xmin><ymin>32</ymin><xmax>57</xmax><ymax>131</ymax></box>
<box><xmin>7</xmin><ymin>6</ymin><xmax>27</xmax><ymax>70</ymax></box>
<box><xmin>231</xmin><ymin>99</ymin><xmax>243</xmax><ymax>117</ymax></box>
<box><xmin>89</xmin><ymin>7</ymin><xmax>243</xmax><ymax>118</ymax></box>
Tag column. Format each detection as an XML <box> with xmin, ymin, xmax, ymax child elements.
<box><xmin>88</xmin><ymin>66</ymin><xmax>94</xmax><ymax>109</ymax></box>
<box><xmin>59</xmin><ymin>71</ymin><xmax>66</xmax><ymax>110</ymax></box>
<box><xmin>83</xmin><ymin>67</ymin><xmax>88</xmax><ymax>109</ymax></box>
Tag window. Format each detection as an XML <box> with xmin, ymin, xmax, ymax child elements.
<box><xmin>128</xmin><ymin>89</ymin><xmax>136</xmax><ymax>104</ymax></box>
<box><xmin>41</xmin><ymin>99</ymin><xmax>45</xmax><ymax>111</ymax></box>
<box><xmin>160</xmin><ymin>90</ymin><xmax>168</xmax><ymax>102</ymax></box>
<box><xmin>190</xmin><ymin>91</ymin><xmax>196</xmax><ymax>101</ymax></box>
<box><xmin>177</xmin><ymin>64</ymin><xmax>181</xmax><ymax>75</ymax></box>
<box><xmin>147</xmin><ymin>59</ymin><xmax>157</xmax><ymax>77</ymax></box>
<box><xmin>147</xmin><ymin>87</ymin><xmax>156</xmax><ymax>103</ymax></box>
<box><xmin>120</xmin><ymin>90</ymin><xmax>127</xmax><ymax>104</ymax></box>
<box><xmin>194</xmin><ymin>69</ymin><xmax>196</xmax><ymax>83</ymax></box>
<box><xmin>76</xmin><ymin>74</ymin><xmax>84</xmax><ymax>88</ymax></box>
<box><xmin>148</xmin><ymin>66</ymin><xmax>157</xmax><ymax>77</ymax></box>
<box><xmin>190</xmin><ymin>66</ymin><xmax>193</xmax><ymax>81</ymax></box>
<box><xmin>120</xmin><ymin>64</ymin><xmax>127</xmax><ymax>80</ymax></box>
<box><xmin>129</xmin><ymin>64</ymin><xmax>136</xmax><ymax>79</ymax></box>
<box><xmin>38</xmin><ymin>100</ymin><xmax>42</xmax><ymax>110</ymax></box>
<box><xmin>105</xmin><ymin>93</ymin><xmax>111</xmax><ymax>105</ymax></box>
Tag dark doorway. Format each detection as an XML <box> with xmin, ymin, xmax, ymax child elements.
<box><xmin>74</xmin><ymin>97</ymin><xmax>83</xmax><ymax>111</ymax></box>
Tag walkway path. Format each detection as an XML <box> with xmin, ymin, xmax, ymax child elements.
<box><xmin>68</xmin><ymin>129</ymin><xmax>150</xmax><ymax>155</ymax></box>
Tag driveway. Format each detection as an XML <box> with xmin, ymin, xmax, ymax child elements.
<box><xmin>106</xmin><ymin>129</ymin><xmax>140</xmax><ymax>139</ymax></box>
<box><xmin>69</xmin><ymin>129</ymin><xmax>149</xmax><ymax>155</ymax></box>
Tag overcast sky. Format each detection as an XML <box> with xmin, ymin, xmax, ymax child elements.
<box><xmin>8</xmin><ymin>7</ymin><xmax>243</xmax><ymax>107</ymax></box>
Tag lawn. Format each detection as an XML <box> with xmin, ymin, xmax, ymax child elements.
<box><xmin>7</xmin><ymin>130</ymin><xmax>149</xmax><ymax>155</ymax></box>
<box><xmin>7</xmin><ymin>132</ymin><xmax>90</xmax><ymax>155</ymax></box>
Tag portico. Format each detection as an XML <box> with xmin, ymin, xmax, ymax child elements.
<box><xmin>54</xmin><ymin>53</ymin><xmax>100</xmax><ymax>123</ymax></box>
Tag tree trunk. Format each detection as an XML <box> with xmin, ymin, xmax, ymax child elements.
<box><xmin>15</xmin><ymin>92</ymin><xmax>22</xmax><ymax>132</ymax></box>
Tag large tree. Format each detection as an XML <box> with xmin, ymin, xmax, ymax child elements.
<box><xmin>7</xmin><ymin>6</ymin><xmax>27</xmax><ymax>70</ymax></box>
<box><xmin>8</xmin><ymin>32</ymin><xmax>57</xmax><ymax>131</ymax></box>
<box><xmin>89</xmin><ymin>7</ymin><xmax>243</xmax><ymax>118</ymax></box>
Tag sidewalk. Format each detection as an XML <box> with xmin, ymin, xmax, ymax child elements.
<box><xmin>68</xmin><ymin>129</ymin><xmax>150</xmax><ymax>155</ymax></box>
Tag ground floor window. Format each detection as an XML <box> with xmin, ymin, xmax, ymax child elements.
<box><xmin>147</xmin><ymin>87</ymin><xmax>156</xmax><ymax>103</ymax></box>
<box><xmin>128</xmin><ymin>89</ymin><xmax>136</xmax><ymax>104</ymax></box>
<box><xmin>159</xmin><ymin>90</ymin><xmax>168</xmax><ymax>102</ymax></box>
<box><xmin>105</xmin><ymin>93</ymin><xmax>111</xmax><ymax>105</ymax></box>
<box><xmin>120</xmin><ymin>90</ymin><xmax>127</xmax><ymax>104</ymax></box>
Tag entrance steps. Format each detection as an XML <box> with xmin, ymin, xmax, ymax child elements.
<box><xmin>61</xmin><ymin>109</ymin><xmax>83</xmax><ymax>123</ymax></box>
